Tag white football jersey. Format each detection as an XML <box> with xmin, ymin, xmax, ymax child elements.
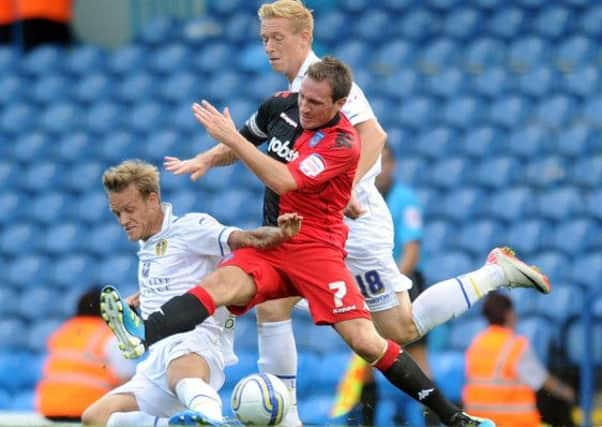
<box><xmin>137</xmin><ymin>203</ymin><xmax>238</xmax><ymax>363</ymax></box>
<box><xmin>291</xmin><ymin>52</ymin><xmax>393</xmax><ymax>256</ymax></box>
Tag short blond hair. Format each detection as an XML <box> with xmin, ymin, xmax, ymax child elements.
<box><xmin>102</xmin><ymin>159</ymin><xmax>160</xmax><ymax>199</ymax></box>
<box><xmin>258</xmin><ymin>0</ymin><xmax>314</xmax><ymax>37</ymax></box>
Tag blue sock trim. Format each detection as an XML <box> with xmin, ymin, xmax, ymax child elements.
<box><xmin>455</xmin><ymin>277</ymin><xmax>471</xmax><ymax>308</ymax></box>
<box><xmin>154</xmin><ymin>416</ymin><xmax>159</xmax><ymax>427</ymax></box>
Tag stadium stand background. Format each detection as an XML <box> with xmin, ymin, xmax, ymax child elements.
<box><xmin>0</xmin><ymin>0</ymin><xmax>601</xmax><ymax>425</ymax></box>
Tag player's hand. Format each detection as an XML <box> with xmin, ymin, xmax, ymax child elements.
<box><xmin>126</xmin><ymin>291</ymin><xmax>140</xmax><ymax>308</ymax></box>
<box><xmin>277</xmin><ymin>212</ymin><xmax>303</xmax><ymax>239</ymax></box>
<box><xmin>164</xmin><ymin>154</ymin><xmax>211</xmax><ymax>182</ymax></box>
<box><xmin>192</xmin><ymin>101</ymin><xmax>238</xmax><ymax>146</ymax></box>
<box><xmin>344</xmin><ymin>193</ymin><xmax>367</xmax><ymax>219</ymax></box>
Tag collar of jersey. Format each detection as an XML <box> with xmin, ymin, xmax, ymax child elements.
<box><xmin>289</xmin><ymin>50</ymin><xmax>320</xmax><ymax>91</ymax></box>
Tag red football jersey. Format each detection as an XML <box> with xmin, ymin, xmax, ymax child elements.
<box><xmin>282</xmin><ymin>113</ymin><xmax>360</xmax><ymax>252</ymax></box>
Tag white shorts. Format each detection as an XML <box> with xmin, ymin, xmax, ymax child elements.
<box><xmin>109</xmin><ymin>327</ymin><xmax>228</xmax><ymax>417</ymax></box>
<box><xmin>346</xmin><ymin>252</ymin><xmax>413</xmax><ymax>312</ymax></box>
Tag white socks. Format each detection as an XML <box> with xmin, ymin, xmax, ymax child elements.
<box><xmin>107</xmin><ymin>411</ymin><xmax>167</xmax><ymax>427</ymax></box>
<box><xmin>412</xmin><ymin>264</ymin><xmax>506</xmax><ymax>336</ymax></box>
<box><xmin>258</xmin><ymin>319</ymin><xmax>302</xmax><ymax>426</ymax></box>
<box><xmin>175</xmin><ymin>377</ymin><xmax>223</xmax><ymax>421</ymax></box>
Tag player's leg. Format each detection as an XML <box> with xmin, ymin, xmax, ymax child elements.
<box><xmin>256</xmin><ymin>297</ymin><xmax>303</xmax><ymax>427</ymax></box>
<box><xmin>82</xmin><ymin>393</ymin><xmax>139</xmax><ymax>426</ymax></box>
<box><xmin>334</xmin><ymin>318</ymin><xmax>493</xmax><ymax>427</ymax></box>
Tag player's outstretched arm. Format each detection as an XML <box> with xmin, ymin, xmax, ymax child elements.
<box><xmin>164</xmin><ymin>144</ymin><xmax>237</xmax><ymax>182</ymax></box>
<box><xmin>228</xmin><ymin>213</ymin><xmax>303</xmax><ymax>250</ymax></box>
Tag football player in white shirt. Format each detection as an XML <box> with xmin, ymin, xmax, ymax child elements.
<box><xmin>164</xmin><ymin>2</ymin><xmax>551</xmax><ymax>425</ymax></box>
<box><xmin>82</xmin><ymin>160</ymin><xmax>302</xmax><ymax>427</ymax></box>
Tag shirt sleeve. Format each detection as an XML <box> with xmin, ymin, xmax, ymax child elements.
<box><xmin>180</xmin><ymin>214</ymin><xmax>239</xmax><ymax>257</ymax></box>
<box><xmin>341</xmin><ymin>82</ymin><xmax>376</xmax><ymax>126</ymax></box>
<box><xmin>287</xmin><ymin>130</ymin><xmax>358</xmax><ymax>192</ymax></box>
<box><xmin>516</xmin><ymin>342</ymin><xmax>549</xmax><ymax>390</ymax></box>
<box><xmin>240</xmin><ymin>98</ymin><xmax>273</xmax><ymax>146</ymax></box>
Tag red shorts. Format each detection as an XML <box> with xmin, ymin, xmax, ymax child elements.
<box><xmin>220</xmin><ymin>240</ymin><xmax>370</xmax><ymax>325</ymax></box>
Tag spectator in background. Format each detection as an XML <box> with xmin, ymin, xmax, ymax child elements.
<box><xmin>0</xmin><ymin>0</ymin><xmax>73</xmax><ymax>50</ymax></box>
<box><xmin>463</xmin><ymin>292</ymin><xmax>575</xmax><ymax>427</ymax></box>
<box><xmin>35</xmin><ymin>287</ymin><xmax>135</xmax><ymax>422</ymax></box>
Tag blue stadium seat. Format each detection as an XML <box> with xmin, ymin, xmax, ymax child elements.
<box><xmin>228</xmin><ymin>99</ymin><xmax>258</xmax><ymax>129</ymax></box>
<box><xmin>506</xmin><ymin>125</ymin><xmax>550</xmax><ymax>158</ymax></box>
<box><xmin>142</xmin><ymin>130</ymin><xmax>180</xmax><ymax>163</ymax></box>
<box><xmin>85</xmin><ymin>223</ymin><xmax>134</xmax><ymax>255</ymax></box>
<box><xmin>0</xmin><ymin>288</ymin><xmax>19</xmax><ymax>318</ymax></box>
<box><xmin>534</xmin><ymin>285</ymin><xmax>582</xmax><ymax>327</ymax></box>
<box><xmin>244</xmin><ymin>73</ymin><xmax>287</xmax><ymax>103</ymax></box>
<box><xmin>7</xmin><ymin>254</ymin><xmax>50</xmax><ymax>290</ymax></box>
<box><xmin>63</xmin><ymin>45</ymin><xmax>105</xmax><ymax>76</ymax></box>
<box><xmin>424</xmin><ymin>251</ymin><xmax>474</xmax><ymax>283</ymax></box>
<box><xmin>224</xmin><ymin>351</ymin><xmax>258</xmax><ymax>386</ymax></box>
<box><xmin>0</xmin><ymin>388</ymin><xmax>11</xmax><ymax>410</ymax></box>
<box><xmin>382</xmin><ymin>68</ymin><xmax>420</xmax><ymax>100</ymax></box>
<box><xmin>533</xmin><ymin>6</ymin><xmax>573</xmax><ymax>40</ymax></box>
<box><xmin>0</xmin><ymin>350</ymin><xmax>38</xmax><ymax>391</ymax></box>
<box><xmin>441</xmin><ymin>96</ymin><xmax>484</xmax><ymax>129</ymax></box>
<box><xmin>205</xmin><ymin>71</ymin><xmax>243</xmax><ymax>103</ymax></box>
<box><xmin>74</xmin><ymin>190</ymin><xmax>111</xmax><ymax>224</ymax></box>
<box><xmin>518</xmin><ymin>66</ymin><xmax>560</xmax><ymax>98</ymax></box>
<box><xmin>506</xmin><ymin>219</ymin><xmax>551</xmax><ymax>256</ymax></box>
<box><xmin>488</xmin><ymin>187</ymin><xmax>534</xmax><ymax>222</ymax></box>
<box><xmin>314</xmin><ymin>11</ymin><xmax>350</xmax><ymax>45</ymax></box>
<box><xmin>554</xmin><ymin>35</ymin><xmax>595</xmax><ymax>72</ymax></box>
<box><xmin>588</xmin><ymin>189</ymin><xmax>602</xmax><ymax>222</ymax></box>
<box><xmin>136</xmin><ymin>18</ymin><xmax>175</xmax><ymax>46</ymax></box>
<box><xmin>414</xmin><ymin>127</ymin><xmax>458</xmax><ymax>159</ymax></box>
<box><xmin>398</xmin><ymin>8</ymin><xmax>439</xmax><ymax>41</ymax></box>
<box><xmin>11</xmin><ymin>389</ymin><xmax>35</xmax><ymax>411</ymax></box>
<box><xmin>581</xmin><ymin>5</ymin><xmax>602</xmax><ymax>38</ymax></box>
<box><xmin>297</xmin><ymin>351</ymin><xmax>320</xmax><ymax>395</ymax></box>
<box><xmin>530</xmin><ymin>251</ymin><xmax>572</xmax><ymax>284</ymax></box>
<box><xmin>233</xmin><ymin>315</ymin><xmax>257</xmax><ymax>352</ymax></box>
<box><xmin>30</xmin><ymin>74</ymin><xmax>69</xmax><ymax>104</ymax></box>
<box><xmin>97</xmin><ymin>130</ymin><xmax>138</xmax><ymax>162</ymax></box>
<box><xmin>533</xmin><ymin>95</ymin><xmax>577</xmax><ymax>129</ymax></box>
<box><xmin>27</xmin><ymin>319</ymin><xmax>63</xmax><ymax>353</ymax></box>
<box><xmin>21</xmin><ymin>45</ymin><xmax>64</xmax><ymax>76</ymax></box>
<box><xmin>372</xmin><ymin>41</ymin><xmax>416</xmax><ymax>76</ymax></box>
<box><xmin>62</xmin><ymin>161</ymin><xmax>105</xmax><ymax>193</ymax></box>
<box><xmin>339</xmin><ymin>0</ymin><xmax>370</xmax><ymax>13</ymax></box>
<box><xmin>13</xmin><ymin>131</ymin><xmax>51</xmax><ymax>163</ymax></box>
<box><xmin>194</xmin><ymin>43</ymin><xmax>232</xmax><ymax>73</ymax></box>
<box><xmin>464</xmin><ymin>38</ymin><xmax>506</xmax><ymax>72</ymax></box>
<box><xmin>129</xmin><ymin>102</ymin><xmax>167</xmax><ymax>134</ymax></box>
<box><xmin>488</xmin><ymin>95</ymin><xmax>532</xmax><ymax>128</ymax></box>
<box><xmin>426</xmin><ymin>68</ymin><xmax>466</xmax><ymax>98</ymax></box>
<box><xmin>0</xmin><ymin>191</ymin><xmax>28</xmax><ymax>225</ymax></box>
<box><xmin>169</xmin><ymin>190</ymin><xmax>208</xmax><ymax>214</ymax></box>
<box><xmin>116</xmin><ymin>72</ymin><xmax>156</xmax><ymax>104</ymax></box>
<box><xmin>201</xmin><ymin>165</ymin><xmax>238</xmax><ymax>192</ymax></box>
<box><xmin>428</xmin><ymin>158</ymin><xmax>469</xmax><ymax>189</ymax></box>
<box><xmin>390</xmin><ymin>156</ymin><xmax>424</xmax><ymax>187</ymax></box>
<box><xmin>429</xmin><ymin>351</ymin><xmax>465</xmax><ymax>403</ymax></box>
<box><xmin>398</xmin><ymin>96</ymin><xmax>438</xmax><ymax>130</ymax></box>
<box><xmin>298</xmin><ymin>324</ymin><xmax>347</xmax><ymax>355</ymax></box>
<box><xmin>73</xmin><ymin>73</ymin><xmax>111</xmax><ymax>104</ymax></box>
<box><xmin>565</xmin><ymin>319</ymin><xmax>602</xmax><ymax>366</ymax></box>
<box><xmin>564</xmin><ymin>66</ymin><xmax>601</xmax><ymax>97</ymax></box>
<box><xmin>150</xmin><ymin>42</ymin><xmax>191</xmax><ymax>75</ymax></box>
<box><xmin>107</xmin><ymin>45</ymin><xmax>148</xmax><ymax>76</ymax></box>
<box><xmin>448</xmin><ymin>317</ymin><xmax>487</xmax><ymax>351</ymax></box>
<box><xmin>0</xmin><ymin>75</ymin><xmax>24</xmax><ymax>106</ymax></box>
<box><xmin>473</xmin><ymin>0</ymin><xmax>503</xmax><ymax>9</ymax></box>
<box><xmin>462</xmin><ymin>126</ymin><xmax>504</xmax><ymax>158</ymax></box>
<box><xmin>0</xmin><ymin>224</ymin><xmax>41</xmax><ymax>257</ymax></box>
<box><xmin>475</xmin><ymin>157</ymin><xmax>521</xmax><ymax>189</ymax></box>
<box><xmin>583</xmin><ymin>97</ymin><xmax>602</xmax><ymax>128</ymax></box>
<box><xmin>0</xmin><ymin>46</ymin><xmax>16</xmax><ymax>73</ymax></box>
<box><xmin>572</xmin><ymin>155</ymin><xmax>602</xmax><ymax>188</ymax></box>
<box><xmin>422</xmin><ymin>220</ymin><xmax>455</xmax><ymax>258</ymax></box>
<box><xmin>471</xmin><ymin>67</ymin><xmax>511</xmax><ymax>98</ymax></box>
<box><xmin>517</xmin><ymin>317</ymin><xmax>554</xmax><ymax>365</ymax></box>
<box><xmin>442</xmin><ymin>187</ymin><xmax>487</xmax><ymax>223</ymax></box>
<box><xmin>488</xmin><ymin>6</ymin><xmax>526</xmax><ymax>39</ymax></box>
<box><xmin>333</xmin><ymin>40</ymin><xmax>371</xmax><ymax>72</ymax></box>
<box><xmin>556</xmin><ymin>124</ymin><xmax>597</xmax><ymax>158</ymax></box>
<box><xmin>297</xmin><ymin>395</ymin><xmax>335</xmax><ymax>426</ymax></box>
<box><xmin>237</xmin><ymin>43</ymin><xmax>271</xmax><ymax>74</ymax></box>
<box><xmin>27</xmin><ymin>192</ymin><xmax>72</xmax><ymax>225</ymax></box>
<box><xmin>96</xmin><ymin>254</ymin><xmax>138</xmax><ymax>288</ymax></box>
<box><xmin>426</xmin><ymin>0</ymin><xmax>461</xmax><ymax>11</ymax></box>
<box><xmin>508</xmin><ymin>36</ymin><xmax>550</xmax><ymax>72</ymax></box>
<box><xmin>209</xmin><ymin>190</ymin><xmax>255</xmax><ymax>224</ymax></box>
<box><xmin>0</xmin><ymin>102</ymin><xmax>33</xmax><ymax>135</ymax></box>
<box><xmin>50</xmin><ymin>254</ymin><xmax>97</xmax><ymax>290</ymax></box>
<box><xmin>85</xmin><ymin>101</ymin><xmax>124</xmax><ymax>135</ymax></box>
<box><xmin>354</xmin><ymin>10</ymin><xmax>391</xmax><ymax>42</ymax></box>
<box><xmin>316</xmin><ymin>352</ymin><xmax>351</xmax><ymax>393</ymax></box>
<box><xmin>223</xmin><ymin>12</ymin><xmax>260</xmax><ymax>46</ymax></box>
<box><xmin>172</xmin><ymin>101</ymin><xmax>201</xmax><ymax>133</ymax></box>
<box><xmin>42</xmin><ymin>222</ymin><xmax>84</xmax><ymax>255</ymax></box>
<box><xmin>508</xmin><ymin>288</ymin><xmax>538</xmax><ymax>317</ymax></box>
<box><xmin>40</xmin><ymin>102</ymin><xmax>77</xmax><ymax>135</ymax></box>
<box><xmin>571</xmin><ymin>253</ymin><xmax>602</xmax><ymax>291</ymax></box>
<box><xmin>456</xmin><ymin>219</ymin><xmax>504</xmax><ymax>255</ymax></box>
<box><xmin>19</xmin><ymin>288</ymin><xmax>61</xmax><ymax>321</ymax></box>
<box><xmin>207</xmin><ymin>0</ymin><xmax>249</xmax><ymax>16</ymax></box>
<box><xmin>444</xmin><ymin>7</ymin><xmax>481</xmax><ymax>40</ymax></box>
<box><xmin>536</xmin><ymin>186</ymin><xmax>582</xmax><ymax>221</ymax></box>
<box><xmin>419</xmin><ymin>38</ymin><xmax>460</xmax><ymax>73</ymax></box>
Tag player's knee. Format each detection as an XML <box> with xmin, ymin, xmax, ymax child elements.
<box><xmin>256</xmin><ymin>298</ymin><xmax>297</xmax><ymax>323</ymax></box>
<box><xmin>81</xmin><ymin>400</ymin><xmax>106</xmax><ymax>426</ymax></box>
